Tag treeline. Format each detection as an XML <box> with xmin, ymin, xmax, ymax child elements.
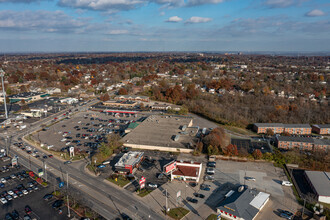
<box><xmin>144</xmin><ymin>84</ymin><xmax>329</xmax><ymax>128</ymax></box>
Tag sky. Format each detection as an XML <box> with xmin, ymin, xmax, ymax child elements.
<box><xmin>0</xmin><ymin>0</ymin><xmax>329</xmax><ymax>52</ymax></box>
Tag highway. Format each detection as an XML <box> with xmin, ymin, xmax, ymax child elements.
<box><xmin>1</xmin><ymin>99</ymin><xmax>164</xmax><ymax>220</ymax></box>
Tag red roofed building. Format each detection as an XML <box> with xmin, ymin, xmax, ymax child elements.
<box><xmin>170</xmin><ymin>161</ymin><xmax>202</xmax><ymax>183</ymax></box>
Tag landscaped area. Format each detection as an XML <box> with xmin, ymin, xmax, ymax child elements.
<box><xmin>107</xmin><ymin>175</ymin><xmax>131</xmax><ymax>187</ymax></box>
<box><xmin>167</xmin><ymin>207</ymin><xmax>189</xmax><ymax>220</ymax></box>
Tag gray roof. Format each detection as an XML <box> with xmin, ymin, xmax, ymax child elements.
<box><xmin>312</xmin><ymin>124</ymin><xmax>330</xmax><ymax>129</ymax></box>
<box><xmin>313</xmin><ymin>139</ymin><xmax>330</xmax><ymax>146</ymax></box>
<box><xmin>283</xmin><ymin>124</ymin><xmax>311</xmax><ymax>128</ymax></box>
<box><xmin>254</xmin><ymin>123</ymin><xmax>283</xmax><ymax>127</ymax></box>
<box><xmin>305</xmin><ymin>171</ymin><xmax>330</xmax><ymax>197</ymax></box>
<box><xmin>277</xmin><ymin>136</ymin><xmax>314</xmax><ymax>143</ymax></box>
<box><xmin>217</xmin><ymin>188</ymin><xmax>260</xmax><ymax>220</ymax></box>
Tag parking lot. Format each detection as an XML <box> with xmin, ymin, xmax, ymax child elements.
<box><xmin>0</xmin><ymin>156</ymin><xmax>69</xmax><ymax>220</ymax></box>
<box><xmin>142</xmin><ymin>160</ymin><xmax>300</xmax><ymax>220</ymax></box>
<box><xmin>33</xmin><ymin>110</ymin><xmax>139</xmax><ymax>155</ymax></box>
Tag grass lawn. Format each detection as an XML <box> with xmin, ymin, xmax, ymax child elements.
<box><xmin>206</xmin><ymin>214</ymin><xmax>217</xmax><ymax>220</ymax></box>
<box><xmin>167</xmin><ymin>207</ymin><xmax>189</xmax><ymax>220</ymax></box>
<box><xmin>107</xmin><ymin>176</ymin><xmax>130</xmax><ymax>187</ymax></box>
<box><xmin>137</xmin><ymin>188</ymin><xmax>152</xmax><ymax>197</ymax></box>
<box><xmin>222</xmin><ymin>125</ymin><xmax>256</xmax><ymax>136</ymax></box>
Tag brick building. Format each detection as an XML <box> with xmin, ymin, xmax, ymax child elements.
<box><xmin>312</xmin><ymin>124</ymin><xmax>330</xmax><ymax>135</ymax></box>
<box><xmin>253</xmin><ymin>123</ymin><xmax>311</xmax><ymax>135</ymax></box>
<box><xmin>276</xmin><ymin>136</ymin><xmax>329</xmax><ymax>152</ymax></box>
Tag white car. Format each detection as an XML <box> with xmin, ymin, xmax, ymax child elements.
<box><xmin>148</xmin><ymin>183</ymin><xmax>158</xmax><ymax>188</ymax></box>
<box><xmin>0</xmin><ymin>178</ymin><xmax>6</xmax><ymax>183</ymax></box>
<box><xmin>6</xmin><ymin>195</ymin><xmax>12</xmax><ymax>201</ymax></box>
<box><xmin>246</xmin><ymin>177</ymin><xmax>256</xmax><ymax>181</ymax></box>
<box><xmin>282</xmin><ymin>181</ymin><xmax>293</xmax><ymax>186</ymax></box>
<box><xmin>22</xmin><ymin>189</ymin><xmax>28</xmax><ymax>195</ymax></box>
<box><xmin>206</xmin><ymin>168</ymin><xmax>215</xmax><ymax>175</ymax></box>
<box><xmin>8</xmin><ymin>190</ymin><xmax>14</xmax><ymax>195</ymax></box>
<box><xmin>13</xmin><ymin>193</ymin><xmax>18</xmax><ymax>199</ymax></box>
<box><xmin>61</xmin><ymin>138</ymin><xmax>66</xmax><ymax>142</ymax></box>
<box><xmin>0</xmin><ymin>197</ymin><xmax>7</xmax><ymax>204</ymax></box>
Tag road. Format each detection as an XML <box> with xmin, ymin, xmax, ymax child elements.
<box><xmin>1</xmin><ymin>99</ymin><xmax>164</xmax><ymax>220</ymax></box>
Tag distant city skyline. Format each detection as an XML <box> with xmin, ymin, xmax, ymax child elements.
<box><xmin>0</xmin><ymin>0</ymin><xmax>329</xmax><ymax>52</ymax></box>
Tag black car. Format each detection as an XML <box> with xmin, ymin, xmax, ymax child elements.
<box><xmin>11</xmin><ymin>210</ymin><xmax>19</xmax><ymax>220</ymax></box>
<box><xmin>5</xmin><ymin>213</ymin><xmax>14</xmax><ymax>220</ymax></box>
<box><xmin>279</xmin><ymin>210</ymin><xmax>294</xmax><ymax>219</ymax></box>
<box><xmin>43</xmin><ymin>193</ymin><xmax>53</xmax><ymax>200</ymax></box>
<box><xmin>52</xmin><ymin>200</ymin><xmax>64</xmax><ymax>208</ymax></box>
<box><xmin>193</xmin><ymin>193</ymin><xmax>205</xmax><ymax>198</ymax></box>
<box><xmin>186</xmin><ymin>197</ymin><xmax>198</xmax><ymax>203</ymax></box>
<box><xmin>207</xmin><ymin>162</ymin><xmax>216</xmax><ymax>167</ymax></box>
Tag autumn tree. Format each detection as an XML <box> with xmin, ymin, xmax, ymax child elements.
<box><xmin>118</xmin><ymin>88</ymin><xmax>128</xmax><ymax>95</ymax></box>
<box><xmin>203</xmin><ymin>127</ymin><xmax>229</xmax><ymax>153</ymax></box>
<box><xmin>224</xmin><ymin>144</ymin><xmax>238</xmax><ymax>156</ymax></box>
<box><xmin>100</xmin><ymin>93</ymin><xmax>110</xmax><ymax>101</ymax></box>
<box><xmin>266</xmin><ymin>129</ymin><xmax>274</xmax><ymax>136</ymax></box>
<box><xmin>252</xmin><ymin>149</ymin><xmax>263</xmax><ymax>160</ymax></box>
<box><xmin>186</xmin><ymin>84</ymin><xmax>199</xmax><ymax>99</ymax></box>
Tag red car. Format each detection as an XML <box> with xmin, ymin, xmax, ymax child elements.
<box><xmin>25</xmin><ymin>205</ymin><xmax>32</xmax><ymax>214</ymax></box>
<box><xmin>48</xmin><ymin>154</ymin><xmax>53</xmax><ymax>158</ymax></box>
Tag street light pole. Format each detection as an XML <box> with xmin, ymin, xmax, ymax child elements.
<box><xmin>67</xmin><ymin>172</ymin><xmax>70</xmax><ymax>217</ymax></box>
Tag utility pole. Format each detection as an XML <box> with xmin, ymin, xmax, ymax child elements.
<box><xmin>302</xmin><ymin>198</ymin><xmax>306</xmax><ymax>218</ymax></box>
<box><xmin>67</xmin><ymin>172</ymin><xmax>71</xmax><ymax>218</ymax></box>
<box><xmin>165</xmin><ymin>189</ymin><xmax>168</xmax><ymax>215</ymax></box>
<box><xmin>44</xmin><ymin>162</ymin><xmax>47</xmax><ymax>182</ymax></box>
<box><xmin>0</xmin><ymin>68</ymin><xmax>8</xmax><ymax>119</ymax></box>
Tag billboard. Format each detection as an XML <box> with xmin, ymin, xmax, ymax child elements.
<box><xmin>164</xmin><ymin>160</ymin><xmax>177</xmax><ymax>173</ymax></box>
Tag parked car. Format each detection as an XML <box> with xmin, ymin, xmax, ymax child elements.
<box><xmin>52</xmin><ymin>200</ymin><xmax>64</xmax><ymax>208</ymax></box>
<box><xmin>279</xmin><ymin>210</ymin><xmax>294</xmax><ymax>219</ymax></box>
<box><xmin>204</xmin><ymin>175</ymin><xmax>214</xmax><ymax>181</ymax></box>
<box><xmin>186</xmin><ymin>197</ymin><xmax>198</xmax><ymax>203</ymax></box>
<box><xmin>25</xmin><ymin>205</ymin><xmax>32</xmax><ymax>214</ymax></box>
<box><xmin>64</xmin><ymin>161</ymin><xmax>72</xmax><ymax>165</ymax></box>
<box><xmin>5</xmin><ymin>213</ymin><xmax>14</xmax><ymax>220</ymax></box>
<box><xmin>0</xmin><ymin>197</ymin><xmax>7</xmax><ymax>204</ymax></box>
<box><xmin>206</xmin><ymin>168</ymin><xmax>215</xmax><ymax>175</ymax></box>
<box><xmin>282</xmin><ymin>181</ymin><xmax>293</xmax><ymax>186</ymax></box>
<box><xmin>200</xmin><ymin>184</ymin><xmax>211</xmax><ymax>191</ymax></box>
<box><xmin>207</xmin><ymin>162</ymin><xmax>216</xmax><ymax>168</ymax></box>
<box><xmin>193</xmin><ymin>193</ymin><xmax>205</xmax><ymax>198</ymax></box>
<box><xmin>148</xmin><ymin>183</ymin><xmax>158</xmax><ymax>188</ymax></box>
<box><xmin>11</xmin><ymin>210</ymin><xmax>19</xmax><ymax>220</ymax></box>
<box><xmin>43</xmin><ymin>193</ymin><xmax>53</xmax><ymax>200</ymax></box>
<box><xmin>245</xmin><ymin>177</ymin><xmax>256</xmax><ymax>181</ymax></box>
<box><xmin>23</xmin><ymin>215</ymin><xmax>32</xmax><ymax>220</ymax></box>
<box><xmin>97</xmin><ymin>164</ymin><xmax>105</xmax><ymax>169</ymax></box>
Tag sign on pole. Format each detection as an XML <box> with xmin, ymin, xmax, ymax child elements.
<box><xmin>11</xmin><ymin>157</ymin><xmax>18</xmax><ymax>166</ymax></box>
<box><xmin>177</xmin><ymin>190</ymin><xmax>181</xmax><ymax>198</ymax></box>
<box><xmin>139</xmin><ymin>176</ymin><xmax>146</xmax><ymax>189</ymax></box>
<box><xmin>217</xmin><ymin>213</ymin><xmax>221</xmax><ymax>220</ymax></box>
<box><xmin>59</xmin><ymin>182</ymin><xmax>65</xmax><ymax>188</ymax></box>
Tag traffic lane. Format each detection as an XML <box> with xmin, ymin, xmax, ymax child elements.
<box><xmin>10</xmin><ymin>146</ymin><xmax>119</xmax><ymax>219</ymax></box>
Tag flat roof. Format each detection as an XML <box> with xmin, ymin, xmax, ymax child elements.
<box><xmin>254</xmin><ymin>123</ymin><xmax>283</xmax><ymax>127</ymax></box>
<box><xmin>114</xmin><ymin>151</ymin><xmax>144</xmax><ymax>168</ymax></box>
<box><xmin>284</xmin><ymin>124</ymin><xmax>311</xmax><ymax>128</ymax></box>
<box><xmin>121</xmin><ymin>115</ymin><xmax>194</xmax><ymax>149</ymax></box>
<box><xmin>277</xmin><ymin>136</ymin><xmax>314</xmax><ymax>143</ymax></box>
<box><xmin>305</xmin><ymin>171</ymin><xmax>330</xmax><ymax>197</ymax></box>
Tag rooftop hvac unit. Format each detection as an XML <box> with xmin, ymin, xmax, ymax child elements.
<box><xmin>225</xmin><ymin>190</ymin><xmax>235</xmax><ymax>198</ymax></box>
